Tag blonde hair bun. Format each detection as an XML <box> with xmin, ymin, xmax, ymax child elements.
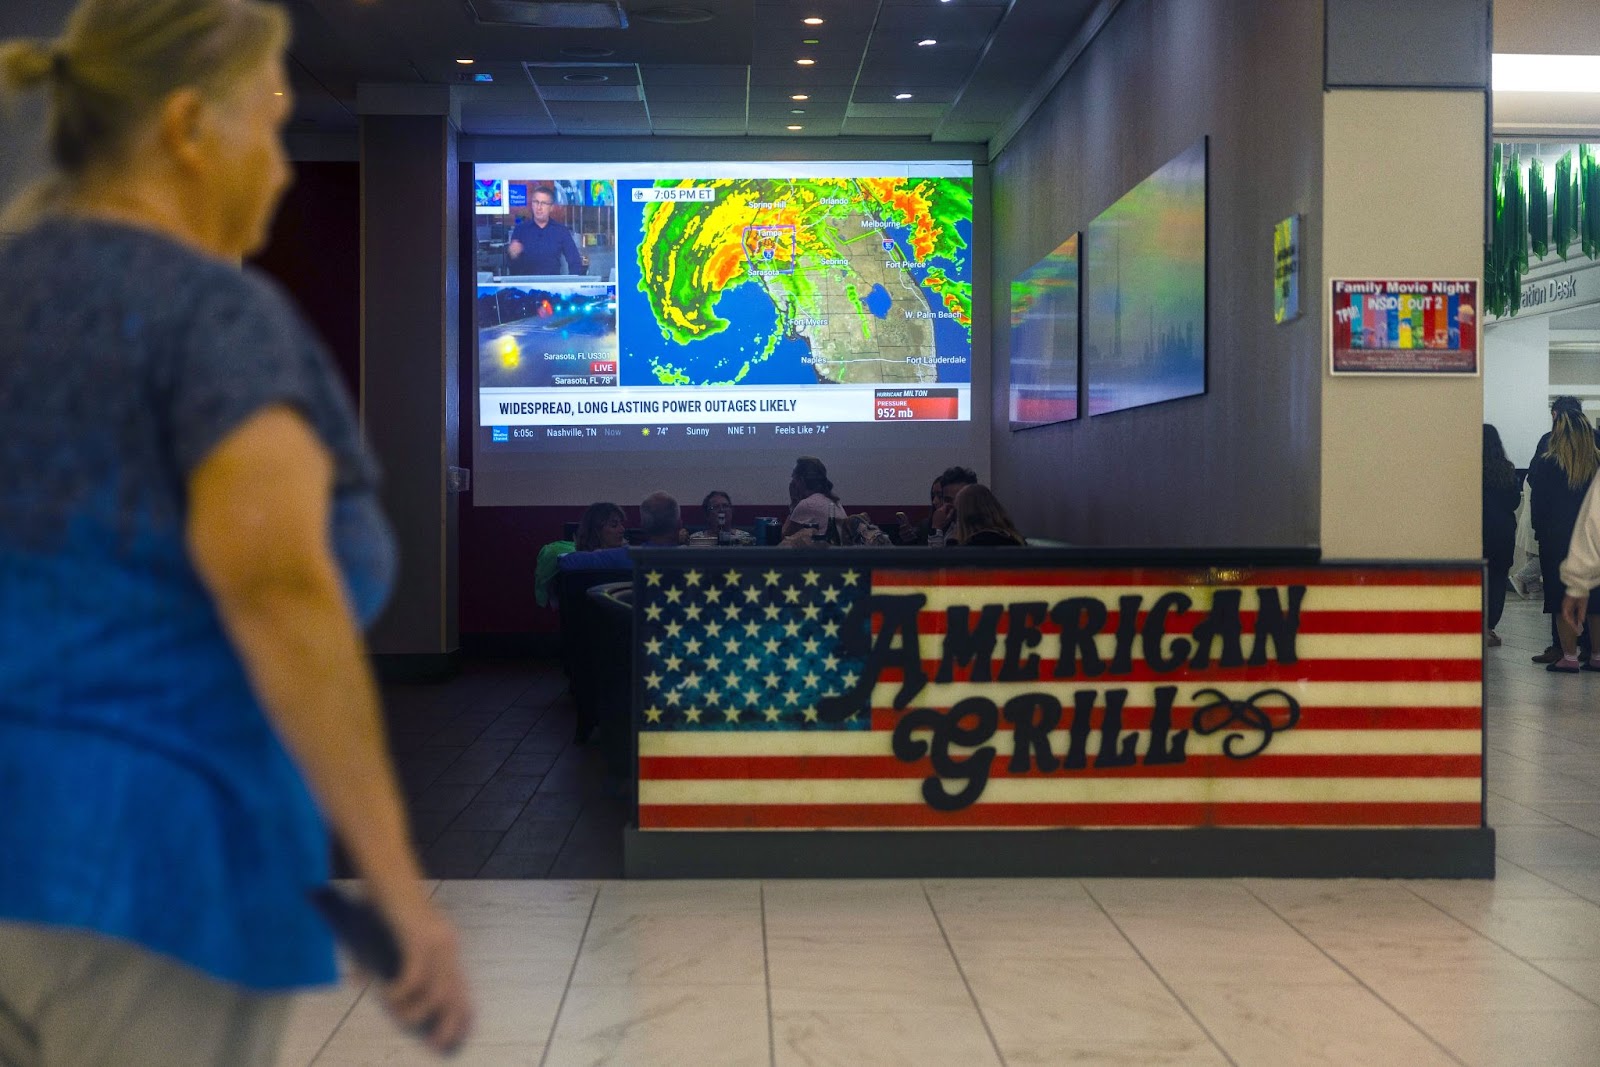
<box><xmin>0</xmin><ymin>38</ymin><xmax>59</xmax><ymax>93</ymax></box>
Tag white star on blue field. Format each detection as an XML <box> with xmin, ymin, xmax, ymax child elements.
<box><xmin>637</xmin><ymin>566</ymin><xmax>870</xmax><ymax>730</ymax></box>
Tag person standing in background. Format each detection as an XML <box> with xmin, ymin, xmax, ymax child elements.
<box><xmin>1528</xmin><ymin>403</ymin><xmax>1600</xmax><ymax>672</ymax></box>
<box><xmin>0</xmin><ymin>2</ymin><xmax>471</xmax><ymax>1062</ymax></box>
<box><xmin>1482</xmin><ymin>425</ymin><xmax>1519</xmax><ymax>647</ymax></box>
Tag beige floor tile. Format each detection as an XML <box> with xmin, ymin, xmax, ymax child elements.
<box><xmin>922</xmin><ymin>877</ymin><xmax>1093</xmax><ymax>908</ymax></box>
<box><xmin>1410</xmin><ymin>1007</ymin><xmax>1600</xmax><ymax>1067</ymax></box>
<box><xmin>1525</xmin><ymin>957</ymin><xmax>1600</xmax><ymax>1005</ymax></box>
<box><xmin>430</xmin><ymin>879</ymin><xmax>598</xmax><ymax>920</ymax></box>
<box><xmin>1083</xmin><ymin>878</ymin><xmax>1267</xmax><ymax>916</ymax></box>
<box><xmin>1447</xmin><ymin>896</ymin><xmax>1600</xmax><ymax>960</ymax></box>
<box><xmin>1408</xmin><ymin>864</ymin><xmax>1575</xmax><ymax>910</ymax></box>
<box><xmin>963</xmin><ymin>955</ymin><xmax>1220</xmax><ymax>1063</ymax></box>
<box><xmin>589</xmin><ymin>878</ymin><xmax>762</xmax><ymax>919</ymax></box>
<box><xmin>542</xmin><ymin>984</ymin><xmax>769</xmax><ymax>1067</ymax></box>
<box><xmin>1325</xmin><ymin>948</ymin><xmax>1596</xmax><ymax>1017</ymax></box>
<box><xmin>272</xmin><ymin>982</ymin><xmax>366</xmax><ymax>1067</ymax></box>
<box><xmin>313</xmin><ymin>1040</ymin><xmax>543</xmax><ymax>1066</ymax></box>
<box><xmin>1102</xmin><ymin>911</ymin><xmax>1335</xmax><ymax>973</ymax></box>
<box><xmin>767</xmin><ymin>934</ymin><xmax>971</xmax><ymax>1013</ymax></box>
<box><xmin>452</xmin><ymin>917</ymin><xmax>592</xmax><ymax>984</ymax></box>
<box><xmin>762</xmin><ymin>879</ymin><xmax>943</xmax><ymax>940</ymax></box>
<box><xmin>938</xmin><ymin>909</ymin><xmax>1140</xmax><ymax>960</ymax></box>
<box><xmin>1175</xmin><ymin>979</ymin><xmax>1457</xmax><ymax>1066</ymax></box>
<box><xmin>568</xmin><ymin>911</ymin><xmax>766</xmax><ymax>986</ymax></box>
<box><xmin>1523</xmin><ymin>865</ymin><xmax>1600</xmax><ymax>904</ymax></box>
<box><xmin>327</xmin><ymin>981</ymin><xmax>565</xmax><ymax>1048</ymax></box>
<box><xmin>773</xmin><ymin>1009</ymin><xmax>1000</xmax><ymax>1067</ymax></box>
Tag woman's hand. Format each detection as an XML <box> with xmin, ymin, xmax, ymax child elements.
<box><xmin>1563</xmin><ymin>593</ymin><xmax>1588</xmax><ymax>633</ymax></box>
<box><xmin>383</xmin><ymin>900</ymin><xmax>475</xmax><ymax>1054</ymax></box>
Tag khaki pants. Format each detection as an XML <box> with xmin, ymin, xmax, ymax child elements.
<box><xmin>0</xmin><ymin>922</ymin><xmax>288</xmax><ymax>1067</ymax></box>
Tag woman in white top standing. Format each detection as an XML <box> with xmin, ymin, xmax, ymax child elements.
<box><xmin>783</xmin><ymin>456</ymin><xmax>848</xmax><ymax>540</ymax></box>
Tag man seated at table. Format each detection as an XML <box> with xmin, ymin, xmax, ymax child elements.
<box><xmin>688</xmin><ymin>490</ymin><xmax>755</xmax><ymax>546</ymax></box>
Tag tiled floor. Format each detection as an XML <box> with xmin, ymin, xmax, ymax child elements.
<box><xmin>378</xmin><ymin>662</ymin><xmax>627</xmax><ymax>879</ymax></box>
<box><xmin>283</xmin><ymin>592</ymin><xmax>1600</xmax><ymax>1065</ymax></box>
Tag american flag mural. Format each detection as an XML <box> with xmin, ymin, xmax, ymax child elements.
<box><xmin>634</xmin><ymin>562</ymin><xmax>1483</xmax><ymax>831</ymax></box>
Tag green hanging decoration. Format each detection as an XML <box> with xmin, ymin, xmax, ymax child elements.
<box><xmin>1487</xmin><ymin>145</ymin><xmax>1510</xmax><ymax>318</ymax></box>
<box><xmin>1486</xmin><ymin>142</ymin><xmax>1600</xmax><ymax>320</ymax></box>
<box><xmin>1555</xmin><ymin>150</ymin><xmax>1577</xmax><ymax>261</ymax></box>
<box><xmin>1584</xmin><ymin>144</ymin><xmax>1600</xmax><ymax>260</ymax></box>
<box><xmin>1529</xmin><ymin>157</ymin><xmax>1549</xmax><ymax>259</ymax></box>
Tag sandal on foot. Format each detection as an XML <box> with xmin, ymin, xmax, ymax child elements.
<box><xmin>1547</xmin><ymin>656</ymin><xmax>1583</xmax><ymax>673</ymax></box>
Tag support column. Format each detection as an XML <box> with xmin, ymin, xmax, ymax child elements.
<box><xmin>1319</xmin><ymin>0</ymin><xmax>1491</xmax><ymax>559</ymax></box>
<box><xmin>359</xmin><ymin>86</ymin><xmax>460</xmax><ymax>666</ymax></box>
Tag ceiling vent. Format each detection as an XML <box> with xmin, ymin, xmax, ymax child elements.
<box><xmin>630</xmin><ymin>6</ymin><xmax>714</xmax><ymax>24</ymax></box>
<box><xmin>466</xmin><ymin>0</ymin><xmax>628</xmax><ymax>29</ymax></box>
<box><xmin>524</xmin><ymin>62</ymin><xmax>642</xmax><ymax>102</ymax></box>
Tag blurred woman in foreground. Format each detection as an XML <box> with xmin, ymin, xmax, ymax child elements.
<box><xmin>0</xmin><ymin>1</ymin><xmax>471</xmax><ymax>1061</ymax></box>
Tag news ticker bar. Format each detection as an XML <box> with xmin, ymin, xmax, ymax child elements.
<box><xmin>481</xmin><ymin>385</ymin><xmax>969</xmax><ymax>427</ymax></box>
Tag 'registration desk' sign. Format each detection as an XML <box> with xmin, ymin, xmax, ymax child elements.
<box><xmin>633</xmin><ymin>561</ymin><xmax>1484</xmax><ymax>832</ymax></box>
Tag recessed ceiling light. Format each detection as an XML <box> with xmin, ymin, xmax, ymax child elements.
<box><xmin>918</xmin><ymin>38</ymin><xmax>937</xmax><ymax>47</ymax></box>
<box><xmin>790</xmin><ymin>108</ymin><xmax>806</xmax><ymax>114</ymax></box>
<box><xmin>455</xmin><ymin>58</ymin><xmax>475</xmax><ymax>65</ymax></box>
<box><xmin>791</xmin><ymin>93</ymin><xmax>810</xmax><ymax>100</ymax></box>
<box><xmin>796</xmin><ymin>58</ymin><xmax>815</xmax><ymax>65</ymax></box>
<box><xmin>895</xmin><ymin>93</ymin><xmax>913</xmax><ymax>100</ymax></box>
<box><xmin>803</xmin><ymin>17</ymin><xmax>823</xmax><ymax>26</ymax></box>
<box><xmin>1493</xmin><ymin>53</ymin><xmax>1600</xmax><ymax>92</ymax></box>
<box><xmin>273</xmin><ymin>91</ymin><xmax>284</xmax><ymax>96</ymax></box>
<box><xmin>787</xmin><ymin>124</ymin><xmax>804</xmax><ymax>130</ymax></box>
<box><xmin>803</xmin><ymin>38</ymin><xmax>819</xmax><ymax>44</ymax></box>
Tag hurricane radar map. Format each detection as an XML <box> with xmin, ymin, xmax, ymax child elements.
<box><xmin>620</xmin><ymin>175</ymin><xmax>974</xmax><ymax>389</ymax></box>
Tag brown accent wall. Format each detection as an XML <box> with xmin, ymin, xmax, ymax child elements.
<box><xmin>990</xmin><ymin>0</ymin><xmax>1325</xmax><ymax>547</ymax></box>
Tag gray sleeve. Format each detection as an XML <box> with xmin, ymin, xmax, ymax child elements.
<box><xmin>161</xmin><ymin>273</ymin><xmax>369</xmax><ymax>487</ymax></box>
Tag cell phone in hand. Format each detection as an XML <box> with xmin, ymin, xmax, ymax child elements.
<box><xmin>308</xmin><ymin>885</ymin><xmax>403</xmax><ymax>982</ymax></box>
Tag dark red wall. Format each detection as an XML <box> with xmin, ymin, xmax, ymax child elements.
<box><xmin>251</xmin><ymin>162</ymin><xmax>361</xmax><ymax>399</ymax></box>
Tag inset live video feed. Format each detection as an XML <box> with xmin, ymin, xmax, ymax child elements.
<box><xmin>474</xmin><ymin>177</ymin><xmax>619</xmax><ymax>396</ymax></box>
<box><xmin>472</xmin><ymin>161</ymin><xmax>974</xmax><ymax>455</ymax></box>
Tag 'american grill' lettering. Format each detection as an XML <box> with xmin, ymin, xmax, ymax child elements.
<box><xmin>817</xmin><ymin>587</ymin><xmax>1306</xmax><ymax>810</ymax></box>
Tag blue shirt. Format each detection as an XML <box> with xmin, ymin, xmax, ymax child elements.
<box><xmin>557</xmin><ymin>546</ymin><xmax>635</xmax><ymax>571</ymax></box>
<box><xmin>508</xmin><ymin>218</ymin><xmax>583</xmax><ymax>275</ymax></box>
<box><xmin>0</xmin><ymin>220</ymin><xmax>395</xmax><ymax>990</ymax></box>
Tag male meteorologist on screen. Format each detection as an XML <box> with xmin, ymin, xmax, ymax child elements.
<box><xmin>507</xmin><ymin>187</ymin><xmax>585</xmax><ymax>275</ymax></box>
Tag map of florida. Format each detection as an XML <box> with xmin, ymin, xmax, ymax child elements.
<box><xmin>634</xmin><ymin>177</ymin><xmax>972</xmax><ymax>386</ymax></box>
